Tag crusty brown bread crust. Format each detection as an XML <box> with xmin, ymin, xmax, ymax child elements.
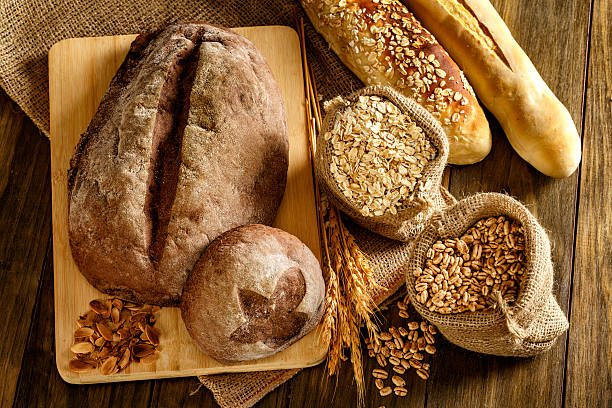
<box><xmin>180</xmin><ymin>224</ymin><xmax>325</xmax><ymax>363</ymax></box>
<box><xmin>68</xmin><ymin>23</ymin><xmax>289</xmax><ymax>306</ymax></box>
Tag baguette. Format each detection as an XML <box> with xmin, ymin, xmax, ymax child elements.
<box><xmin>401</xmin><ymin>0</ymin><xmax>581</xmax><ymax>177</ymax></box>
<box><xmin>301</xmin><ymin>0</ymin><xmax>491</xmax><ymax>165</ymax></box>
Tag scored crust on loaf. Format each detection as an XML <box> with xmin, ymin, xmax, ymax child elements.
<box><xmin>68</xmin><ymin>23</ymin><xmax>289</xmax><ymax>306</ymax></box>
<box><xmin>300</xmin><ymin>0</ymin><xmax>492</xmax><ymax>165</ymax></box>
<box><xmin>180</xmin><ymin>224</ymin><xmax>325</xmax><ymax>363</ymax></box>
<box><xmin>229</xmin><ymin>266</ymin><xmax>309</xmax><ymax>349</ymax></box>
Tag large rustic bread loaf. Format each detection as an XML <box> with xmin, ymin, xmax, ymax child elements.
<box><xmin>68</xmin><ymin>23</ymin><xmax>289</xmax><ymax>306</ymax></box>
<box><xmin>180</xmin><ymin>224</ymin><xmax>325</xmax><ymax>363</ymax></box>
<box><xmin>300</xmin><ymin>0</ymin><xmax>492</xmax><ymax>165</ymax></box>
<box><xmin>401</xmin><ymin>0</ymin><xmax>581</xmax><ymax>177</ymax></box>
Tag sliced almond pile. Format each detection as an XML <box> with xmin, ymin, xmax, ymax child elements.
<box><xmin>69</xmin><ymin>297</ymin><xmax>161</xmax><ymax>375</ymax></box>
<box><xmin>366</xmin><ymin>295</ymin><xmax>437</xmax><ymax>397</ymax></box>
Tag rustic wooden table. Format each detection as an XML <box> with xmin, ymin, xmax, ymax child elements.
<box><xmin>0</xmin><ymin>0</ymin><xmax>609</xmax><ymax>406</ymax></box>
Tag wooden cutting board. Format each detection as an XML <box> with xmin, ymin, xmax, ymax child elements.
<box><xmin>49</xmin><ymin>26</ymin><xmax>326</xmax><ymax>384</ymax></box>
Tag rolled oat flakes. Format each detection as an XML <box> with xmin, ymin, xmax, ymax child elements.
<box><xmin>324</xmin><ymin>95</ymin><xmax>436</xmax><ymax>217</ymax></box>
<box><xmin>316</xmin><ymin>86</ymin><xmax>453</xmax><ymax>241</ymax></box>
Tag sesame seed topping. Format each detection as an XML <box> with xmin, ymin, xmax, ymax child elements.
<box><xmin>303</xmin><ymin>0</ymin><xmax>470</xmax><ymax>123</ymax></box>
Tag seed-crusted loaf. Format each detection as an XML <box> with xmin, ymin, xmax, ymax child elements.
<box><xmin>68</xmin><ymin>23</ymin><xmax>289</xmax><ymax>306</ymax></box>
<box><xmin>180</xmin><ymin>224</ymin><xmax>325</xmax><ymax>363</ymax></box>
<box><xmin>301</xmin><ymin>0</ymin><xmax>491</xmax><ymax>165</ymax></box>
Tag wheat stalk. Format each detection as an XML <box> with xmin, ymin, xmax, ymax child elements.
<box><xmin>295</xmin><ymin>13</ymin><xmax>380</xmax><ymax>406</ymax></box>
<box><xmin>330</xmin><ymin>207</ymin><xmax>380</xmax><ymax>342</ymax></box>
<box><xmin>328</xmin><ymin>206</ymin><xmax>380</xmax><ymax>403</ymax></box>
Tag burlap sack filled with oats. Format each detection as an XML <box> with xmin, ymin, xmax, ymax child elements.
<box><xmin>405</xmin><ymin>192</ymin><xmax>569</xmax><ymax>356</ymax></box>
<box><xmin>316</xmin><ymin>85</ymin><xmax>450</xmax><ymax>241</ymax></box>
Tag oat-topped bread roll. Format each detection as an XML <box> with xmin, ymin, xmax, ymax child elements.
<box><xmin>181</xmin><ymin>224</ymin><xmax>325</xmax><ymax>363</ymax></box>
<box><xmin>68</xmin><ymin>23</ymin><xmax>289</xmax><ymax>306</ymax></box>
<box><xmin>301</xmin><ymin>0</ymin><xmax>491</xmax><ymax>165</ymax></box>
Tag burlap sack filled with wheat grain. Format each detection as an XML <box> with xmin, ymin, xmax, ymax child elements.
<box><xmin>405</xmin><ymin>192</ymin><xmax>569</xmax><ymax>357</ymax></box>
<box><xmin>316</xmin><ymin>85</ymin><xmax>450</xmax><ymax>242</ymax></box>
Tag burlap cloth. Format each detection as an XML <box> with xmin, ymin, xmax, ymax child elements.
<box><xmin>316</xmin><ymin>86</ymin><xmax>450</xmax><ymax>241</ymax></box>
<box><xmin>0</xmin><ymin>1</ymin><xmax>440</xmax><ymax>407</ymax></box>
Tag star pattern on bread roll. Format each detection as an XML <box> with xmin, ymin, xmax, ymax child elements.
<box><xmin>230</xmin><ymin>267</ymin><xmax>309</xmax><ymax>349</ymax></box>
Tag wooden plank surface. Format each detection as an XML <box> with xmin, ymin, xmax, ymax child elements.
<box><xmin>48</xmin><ymin>26</ymin><xmax>326</xmax><ymax>384</ymax></box>
<box><xmin>565</xmin><ymin>0</ymin><xmax>612</xmax><ymax>405</ymax></box>
<box><xmin>0</xmin><ymin>0</ymin><xmax>610</xmax><ymax>406</ymax></box>
<box><xmin>0</xmin><ymin>89</ymin><xmax>53</xmax><ymax>406</ymax></box>
<box><xmin>424</xmin><ymin>0</ymin><xmax>591</xmax><ymax>407</ymax></box>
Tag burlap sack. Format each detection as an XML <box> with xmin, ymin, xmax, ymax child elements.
<box><xmin>316</xmin><ymin>86</ymin><xmax>450</xmax><ymax>241</ymax></box>
<box><xmin>405</xmin><ymin>192</ymin><xmax>569</xmax><ymax>357</ymax></box>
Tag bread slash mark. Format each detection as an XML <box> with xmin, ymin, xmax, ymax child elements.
<box><xmin>230</xmin><ymin>266</ymin><xmax>308</xmax><ymax>349</ymax></box>
<box><xmin>145</xmin><ymin>35</ymin><xmax>202</xmax><ymax>265</ymax></box>
<box><xmin>456</xmin><ymin>0</ymin><xmax>513</xmax><ymax>71</ymax></box>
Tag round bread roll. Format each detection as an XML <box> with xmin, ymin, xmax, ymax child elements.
<box><xmin>180</xmin><ymin>224</ymin><xmax>325</xmax><ymax>363</ymax></box>
<box><xmin>68</xmin><ymin>23</ymin><xmax>288</xmax><ymax>306</ymax></box>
